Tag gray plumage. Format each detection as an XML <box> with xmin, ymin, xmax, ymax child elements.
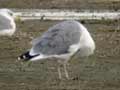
<box><xmin>31</xmin><ymin>21</ymin><xmax>81</xmax><ymax>55</ymax></box>
<box><xmin>0</xmin><ymin>14</ymin><xmax>13</xmax><ymax>30</ymax></box>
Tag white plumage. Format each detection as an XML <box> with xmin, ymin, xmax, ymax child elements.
<box><xmin>0</xmin><ymin>8</ymin><xmax>16</xmax><ymax>36</ymax></box>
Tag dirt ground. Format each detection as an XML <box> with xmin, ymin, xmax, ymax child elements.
<box><xmin>0</xmin><ymin>20</ymin><xmax>120</xmax><ymax>90</ymax></box>
<box><xmin>0</xmin><ymin>0</ymin><xmax>120</xmax><ymax>10</ymax></box>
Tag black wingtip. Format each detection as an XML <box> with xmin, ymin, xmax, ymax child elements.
<box><xmin>18</xmin><ymin>51</ymin><xmax>40</xmax><ymax>61</ymax></box>
<box><xmin>18</xmin><ymin>51</ymin><xmax>31</xmax><ymax>61</ymax></box>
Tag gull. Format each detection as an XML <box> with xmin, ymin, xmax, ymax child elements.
<box><xmin>18</xmin><ymin>20</ymin><xmax>95</xmax><ymax>79</ymax></box>
<box><xmin>0</xmin><ymin>8</ymin><xmax>20</xmax><ymax>36</ymax></box>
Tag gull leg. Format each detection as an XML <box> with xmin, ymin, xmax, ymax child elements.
<box><xmin>57</xmin><ymin>66</ymin><xmax>62</xmax><ymax>79</ymax></box>
<box><xmin>63</xmin><ymin>63</ymin><xmax>69</xmax><ymax>79</ymax></box>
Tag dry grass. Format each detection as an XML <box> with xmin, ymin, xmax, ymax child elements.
<box><xmin>0</xmin><ymin>0</ymin><xmax>120</xmax><ymax>10</ymax></box>
<box><xmin>0</xmin><ymin>20</ymin><xmax>120</xmax><ymax>90</ymax></box>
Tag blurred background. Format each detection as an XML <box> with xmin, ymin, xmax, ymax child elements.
<box><xmin>0</xmin><ymin>0</ymin><xmax>120</xmax><ymax>90</ymax></box>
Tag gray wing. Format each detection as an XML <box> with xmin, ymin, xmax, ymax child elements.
<box><xmin>0</xmin><ymin>14</ymin><xmax>12</xmax><ymax>30</ymax></box>
<box><xmin>30</xmin><ymin>21</ymin><xmax>81</xmax><ymax>55</ymax></box>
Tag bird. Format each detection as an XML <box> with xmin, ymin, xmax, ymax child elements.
<box><xmin>18</xmin><ymin>20</ymin><xmax>95</xmax><ymax>79</ymax></box>
<box><xmin>0</xmin><ymin>8</ymin><xmax>20</xmax><ymax>36</ymax></box>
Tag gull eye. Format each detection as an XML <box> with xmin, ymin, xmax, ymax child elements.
<box><xmin>8</xmin><ymin>12</ymin><xmax>13</xmax><ymax>16</ymax></box>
